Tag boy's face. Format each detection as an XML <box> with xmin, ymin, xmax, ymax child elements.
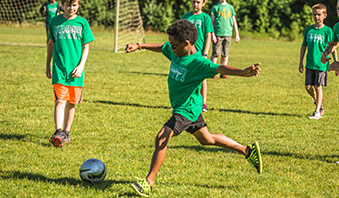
<box><xmin>168</xmin><ymin>35</ymin><xmax>187</xmax><ymax>57</ymax></box>
<box><xmin>312</xmin><ymin>8</ymin><xmax>326</xmax><ymax>25</ymax></box>
<box><xmin>63</xmin><ymin>1</ymin><xmax>79</xmax><ymax>17</ymax></box>
<box><xmin>191</xmin><ymin>0</ymin><xmax>205</xmax><ymax>13</ymax></box>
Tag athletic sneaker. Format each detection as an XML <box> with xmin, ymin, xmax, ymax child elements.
<box><xmin>246</xmin><ymin>141</ymin><xmax>263</xmax><ymax>174</ymax></box>
<box><xmin>62</xmin><ymin>130</ymin><xmax>71</xmax><ymax>143</ymax></box>
<box><xmin>202</xmin><ymin>104</ymin><xmax>208</xmax><ymax>112</ymax></box>
<box><xmin>308</xmin><ymin>111</ymin><xmax>321</xmax><ymax>119</ymax></box>
<box><xmin>320</xmin><ymin>105</ymin><xmax>325</xmax><ymax>116</ymax></box>
<box><xmin>220</xmin><ymin>75</ymin><xmax>229</xmax><ymax>79</ymax></box>
<box><xmin>50</xmin><ymin>129</ymin><xmax>63</xmax><ymax>147</ymax></box>
<box><xmin>131</xmin><ymin>178</ymin><xmax>152</xmax><ymax>197</ymax></box>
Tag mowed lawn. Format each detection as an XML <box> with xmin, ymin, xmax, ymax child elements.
<box><xmin>0</xmin><ymin>27</ymin><xmax>339</xmax><ymax>197</ymax></box>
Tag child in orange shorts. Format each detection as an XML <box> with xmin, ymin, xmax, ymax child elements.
<box><xmin>46</xmin><ymin>0</ymin><xmax>95</xmax><ymax>147</ymax></box>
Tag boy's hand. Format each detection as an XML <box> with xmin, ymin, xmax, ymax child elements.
<box><xmin>235</xmin><ymin>35</ymin><xmax>240</xmax><ymax>43</ymax></box>
<box><xmin>244</xmin><ymin>63</ymin><xmax>261</xmax><ymax>77</ymax></box>
<box><xmin>125</xmin><ymin>44</ymin><xmax>138</xmax><ymax>53</ymax></box>
<box><xmin>72</xmin><ymin>65</ymin><xmax>84</xmax><ymax>78</ymax></box>
<box><xmin>328</xmin><ymin>61</ymin><xmax>339</xmax><ymax>73</ymax></box>
<box><xmin>299</xmin><ymin>63</ymin><xmax>304</xmax><ymax>73</ymax></box>
<box><xmin>211</xmin><ymin>34</ymin><xmax>217</xmax><ymax>43</ymax></box>
<box><xmin>46</xmin><ymin>64</ymin><xmax>52</xmax><ymax>79</ymax></box>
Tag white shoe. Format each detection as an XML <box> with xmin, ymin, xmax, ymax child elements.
<box><xmin>308</xmin><ymin>111</ymin><xmax>321</xmax><ymax>119</ymax></box>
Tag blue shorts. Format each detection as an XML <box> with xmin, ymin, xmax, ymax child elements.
<box><xmin>164</xmin><ymin>113</ymin><xmax>207</xmax><ymax>136</ymax></box>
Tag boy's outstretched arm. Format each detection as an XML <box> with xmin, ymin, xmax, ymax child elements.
<box><xmin>125</xmin><ymin>43</ymin><xmax>163</xmax><ymax>53</ymax></box>
<box><xmin>216</xmin><ymin>63</ymin><xmax>261</xmax><ymax>77</ymax></box>
<box><xmin>321</xmin><ymin>41</ymin><xmax>339</xmax><ymax>63</ymax></box>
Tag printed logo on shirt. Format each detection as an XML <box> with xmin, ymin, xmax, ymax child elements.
<box><xmin>306</xmin><ymin>33</ymin><xmax>324</xmax><ymax>44</ymax></box>
<box><xmin>53</xmin><ymin>25</ymin><xmax>83</xmax><ymax>40</ymax></box>
<box><xmin>48</xmin><ymin>8</ymin><xmax>57</xmax><ymax>13</ymax></box>
<box><xmin>217</xmin><ymin>8</ymin><xmax>232</xmax><ymax>19</ymax></box>
<box><xmin>187</xmin><ymin>19</ymin><xmax>202</xmax><ymax>29</ymax></box>
<box><xmin>169</xmin><ymin>62</ymin><xmax>188</xmax><ymax>82</ymax></box>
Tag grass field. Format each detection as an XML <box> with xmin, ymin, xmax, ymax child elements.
<box><xmin>1</xmin><ymin>26</ymin><xmax>339</xmax><ymax>197</ymax></box>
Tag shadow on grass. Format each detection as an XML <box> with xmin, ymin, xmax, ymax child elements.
<box><xmin>0</xmin><ymin>170</ymin><xmax>134</xmax><ymax>195</ymax></box>
<box><xmin>118</xmin><ymin>71</ymin><xmax>168</xmax><ymax>77</ymax></box>
<box><xmin>169</xmin><ymin>145</ymin><xmax>235</xmax><ymax>154</ymax></box>
<box><xmin>84</xmin><ymin>100</ymin><xmax>170</xmax><ymax>110</ymax></box>
<box><xmin>158</xmin><ymin>181</ymin><xmax>239</xmax><ymax>190</ymax></box>
<box><xmin>0</xmin><ymin>133</ymin><xmax>25</xmax><ymax>140</ymax></box>
<box><xmin>84</xmin><ymin>100</ymin><xmax>301</xmax><ymax>117</ymax></box>
<box><xmin>263</xmin><ymin>151</ymin><xmax>339</xmax><ymax>163</ymax></box>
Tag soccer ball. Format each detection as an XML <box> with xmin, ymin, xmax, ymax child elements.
<box><xmin>79</xmin><ymin>158</ymin><xmax>107</xmax><ymax>183</ymax></box>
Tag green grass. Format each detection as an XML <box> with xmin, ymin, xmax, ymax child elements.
<box><xmin>1</xmin><ymin>27</ymin><xmax>339</xmax><ymax>197</ymax></box>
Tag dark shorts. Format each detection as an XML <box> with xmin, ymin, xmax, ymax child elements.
<box><xmin>305</xmin><ymin>68</ymin><xmax>327</xmax><ymax>86</ymax></box>
<box><xmin>212</xmin><ymin>36</ymin><xmax>232</xmax><ymax>56</ymax></box>
<box><xmin>45</xmin><ymin>21</ymin><xmax>49</xmax><ymax>28</ymax></box>
<box><xmin>164</xmin><ymin>113</ymin><xmax>207</xmax><ymax>136</ymax></box>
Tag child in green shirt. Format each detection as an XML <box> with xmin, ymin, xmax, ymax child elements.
<box><xmin>40</xmin><ymin>0</ymin><xmax>64</xmax><ymax>43</ymax></box>
<box><xmin>125</xmin><ymin>19</ymin><xmax>262</xmax><ymax>197</ymax></box>
<box><xmin>46</xmin><ymin>0</ymin><xmax>95</xmax><ymax>147</ymax></box>
<box><xmin>299</xmin><ymin>3</ymin><xmax>336</xmax><ymax>119</ymax></box>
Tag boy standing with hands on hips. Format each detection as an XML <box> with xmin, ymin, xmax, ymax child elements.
<box><xmin>46</xmin><ymin>0</ymin><xmax>95</xmax><ymax>147</ymax></box>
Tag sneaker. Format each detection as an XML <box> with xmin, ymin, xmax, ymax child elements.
<box><xmin>202</xmin><ymin>104</ymin><xmax>208</xmax><ymax>112</ymax></box>
<box><xmin>220</xmin><ymin>75</ymin><xmax>229</xmax><ymax>79</ymax></box>
<box><xmin>308</xmin><ymin>111</ymin><xmax>321</xmax><ymax>119</ymax></box>
<box><xmin>246</xmin><ymin>141</ymin><xmax>263</xmax><ymax>174</ymax></box>
<box><xmin>320</xmin><ymin>105</ymin><xmax>325</xmax><ymax>116</ymax></box>
<box><xmin>131</xmin><ymin>178</ymin><xmax>152</xmax><ymax>197</ymax></box>
<box><xmin>50</xmin><ymin>129</ymin><xmax>63</xmax><ymax>147</ymax></box>
<box><xmin>62</xmin><ymin>130</ymin><xmax>71</xmax><ymax>143</ymax></box>
<box><xmin>213</xmin><ymin>75</ymin><xmax>218</xmax><ymax>79</ymax></box>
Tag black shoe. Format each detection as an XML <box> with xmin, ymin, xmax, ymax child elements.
<box><xmin>50</xmin><ymin>129</ymin><xmax>63</xmax><ymax>147</ymax></box>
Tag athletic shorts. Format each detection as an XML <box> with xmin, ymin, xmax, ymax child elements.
<box><xmin>45</xmin><ymin>22</ymin><xmax>49</xmax><ymax>28</ymax></box>
<box><xmin>53</xmin><ymin>83</ymin><xmax>83</xmax><ymax>104</ymax></box>
<box><xmin>212</xmin><ymin>36</ymin><xmax>232</xmax><ymax>56</ymax></box>
<box><xmin>305</xmin><ymin>68</ymin><xmax>327</xmax><ymax>86</ymax></box>
<box><xmin>164</xmin><ymin>113</ymin><xmax>207</xmax><ymax>136</ymax></box>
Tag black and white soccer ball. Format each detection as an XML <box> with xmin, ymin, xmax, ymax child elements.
<box><xmin>80</xmin><ymin>158</ymin><xmax>107</xmax><ymax>183</ymax></box>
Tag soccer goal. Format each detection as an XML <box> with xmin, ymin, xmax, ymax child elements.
<box><xmin>0</xmin><ymin>0</ymin><xmax>145</xmax><ymax>52</ymax></box>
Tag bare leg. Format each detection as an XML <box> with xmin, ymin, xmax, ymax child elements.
<box><xmin>220</xmin><ymin>55</ymin><xmax>228</xmax><ymax>65</ymax></box>
<box><xmin>46</xmin><ymin>27</ymin><xmax>49</xmax><ymax>44</ymax></box>
<box><xmin>314</xmin><ymin>85</ymin><xmax>323</xmax><ymax>112</ymax></box>
<box><xmin>193</xmin><ymin>126</ymin><xmax>248</xmax><ymax>156</ymax></box>
<box><xmin>305</xmin><ymin>85</ymin><xmax>316</xmax><ymax>101</ymax></box>
<box><xmin>54</xmin><ymin>100</ymin><xmax>67</xmax><ymax>130</ymax></box>
<box><xmin>63</xmin><ymin>102</ymin><xmax>75</xmax><ymax>131</ymax></box>
<box><xmin>146</xmin><ymin>126</ymin><xmax>175</xmax><ymax>187</ymax></box>
<box><xmin>210</xmin><ymin>55</ymin><xmax>218</xmax><ymax>64</ymax></box>
<box><xmin>200</xmin><ymin>79</ymin><xmax>207</xmax><ymax>105</ymax></box>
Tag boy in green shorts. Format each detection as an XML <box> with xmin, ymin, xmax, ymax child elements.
<box><xmin>182</xmin><ymin>0</ymin><xmax>214</xmax><ymax>112</ymax></box>
<box><xmin>210</xmin><ymin>0</ymin><xmax>240</xmax><ymax>79</ymax></box>
<box><xmin>299</xmin><ymin>3</ymin><xmax>336</xmax><ymax>119</ymax></box>
<box><xmin>40</xmin><ymin>0</ymin><xmax>64</xmax><ymax>43</ymax></box>
<box><xmin>125</xmin><ymin>19</ymin><xmax>262</xmax><ymax>197</ymax></box>
<box><xmin>46</xmin><ymin>0</ymin><xmax>95</xmax><ymax>147</ymax></box>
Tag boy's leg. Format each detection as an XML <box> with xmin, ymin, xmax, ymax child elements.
<box><xmin>146</xmin><ymin>126</ymin><xmax>175</xmax><ymax>187</ymax></box>
<box><xmin>201</xmin><ymin>79</ymin><xmax>208</xmax><ymax>112</ymax></box>
<box><xmin>193</xmin><ymin>127</ymin><xmax>262</xmax><ymax>173</ymax></box>
<box><xmin>220</xmin><ymin>55</ymin><xmax>229</xmax><ymax>79</ymax></box>
<box><xmin>305</xmin><ymin>85</ymin><xmax>316</xmax><ymax>101</ymax></box>
<box><xmin>314</xmin><ymin>85</ymin><xmax>323</xmax><ymax>113</ymax></box>
<box><xmin>54</xmin><ymin>99</ymin><xmax>67</xmax><ymax>130</ymax></box>
<box><xmin>63</xmin><ymin>102</ymin><xmax>75</xmax><ymax>132</ymax></box>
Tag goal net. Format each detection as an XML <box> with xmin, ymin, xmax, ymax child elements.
<box><xmin>0</xmin><ymin>0</ymin><xmax>145</xmax><ymax>51</ymax></box>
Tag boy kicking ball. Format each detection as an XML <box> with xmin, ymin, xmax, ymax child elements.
<box><xmin>125</xmin><ymin>19</ymin><xmax>262</xmax><ymax>197</ymax></box>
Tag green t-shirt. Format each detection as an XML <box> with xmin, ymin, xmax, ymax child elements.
<box><xmin>211</xmin><ymin>3</ymin><xmax>236</xmax><ymax>36</ymax></box>
<box><xmin>48</xmin><ymin>15</ymin><xmax>95</xmax><ymax>87</ymax></box>
<box><xmin>162</xmin><ymin>41</ymin><xmax>219</xmax><ymax>121</ymax></box>
<box><xmin>301</xmin><ymin>25</ymin><xmax>332</xmax><ymax>71</ymax></box>
<box><xmin>182</xmin><ymin>12</ymin><xmax>214</xmax><ymax>53</ymax></box>
<box><xmin>46</xmin><ymin>2</ymin><xmax>58</xmax><ymax>23</ymax></box>
<box><xmin>332</xmin><ymin>22</ymin><xmax>339</xmax><ymax>42</ymax></box>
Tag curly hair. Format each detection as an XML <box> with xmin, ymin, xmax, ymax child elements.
<box><xmin>61</xmin><ymin>0</ymin><xmax>81</xmax><ymax>5</ymax></box>
<box><xmin>167</xmin><ymin>20</ymin><xmax>197</xmax><ymax>45</ymax></box>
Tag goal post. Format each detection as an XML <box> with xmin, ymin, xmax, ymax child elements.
<box><xmin>0</xmin><ymin>0</ymin><xmax>146</xmax><ymax>52</ymax></box>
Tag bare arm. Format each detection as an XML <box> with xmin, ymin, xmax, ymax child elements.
<box><xmin>299</xmin><ymin>46</ymin><xmax>306</xmax><ymax>73</ymax></box>
<box><xmin>211</xmin><ymin>15</ymin><xmax>217</xmax><ymax>43</ymax></box>
<box><xmin>232</xmin><ymin>16</ymin><xmax>240</xmax><ymax>43</ymax></box>
<box><xmin>125</xmin><ymin>43</ymin><xmax>163</xmax><ymax>53</ymax></box>
<box><xmin>203</xmin><ymin>32</ymin><xmax>211</xmax><ymax>58</ymax></box>
<box><xmin>216</xmin><ymin>63</ymin><xmax>261</xmax><ymax>77</ymax></box>
<box><xmin>46</xmin><ymin>39</ymin><xmax>55</xmax><ymax>79</ymax></box>
<box><xmin>72</xmin><ymin>43</ymin><xmax>90</xmax><ymax>78</ymax></box>
<box><xmin>321</xmin><ymin>41</ymin><xmax>339</xmax><ymax>63</ymax></box>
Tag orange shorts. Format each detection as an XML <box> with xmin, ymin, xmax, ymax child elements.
<box><xmin>53</xmin><ymin>84</ymin><xmax>83</xmax><ymax>104</ymax></box>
